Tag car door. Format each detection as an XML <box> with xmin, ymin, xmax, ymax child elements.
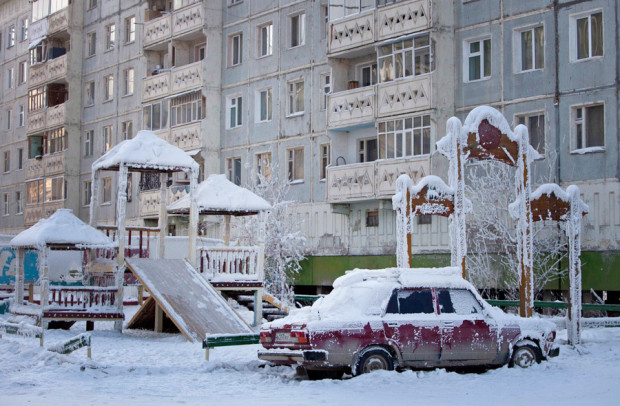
<box><xmin>382</xmin><ymin>288</ymin><xmax>441</xmax><ymax>366</ymax></box>
<box><xmin>438</xmin><ymin>289</ymin><xmax>499</xmax><ymax>365</ymax></box>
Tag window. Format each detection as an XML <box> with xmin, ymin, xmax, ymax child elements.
<box><xmin>3</xmin><ymin>151</ymin><xmax>10</xmax><ymax>173</ymax></box>
<box><xmin>290</xmin><ymin>13</ymin><xmax>305</xmax><ymax>48</ymax></box>
<box><xmin>517</xmin><ymin>112</ymin><xmax>545</xmax><ymax>154</ymax></box>
<box><xmin>366</xmin><ymin>210</ymin><xmax>379</xmax><ymax>227</ymax></box>
<box><xmin>87</xmin><ymin>31</ymin><xmax>96</xmax><ymax>57</ymax></box>
<box><xmin>83</xmin><ymin>180</ymin><xmax>92</xmax><ymax>206</ymax></box>
<box><xmin>7</xmin><ymin>68</ymin><xmax>14</xmax><ymax>89</ymax></box>
<box><xmin>121</xmin><ymin>121</ymin><xmax>133</xmax><ymax>140</ymax></box>
<box><xmin>378</xmin><ymin>33</ymin><xmax>432</xmax><ymax>83</ymax></box>
<box><xmin>195</xmin><ymin>43</ymin><xmax>206</xmax><ymax>61</ymax></box>
<box><xmin>230</xmin><ymin>0</ymin><xmax>243</xmax><ymax>5</ymax></box>
<box><xmin>320</xmin><ymin>74</ymin><xmax>331</xmax><ymax>111</ymax></box>
<box><xmin>360</xmin><ymin>63</ymin><xmax>377</xmax><ymax>87</ymax></box>
<box><xmin>385</xmin><ymin>289</ymin><xmax>434</xmax><ymax>314</ymax></box>
<box><xmin>572</xmin><ymin>11</ymin><xmax>603</xmax><ymax>61</ymax></box>
<box><xmin>258</xmin><ymin>23</ymin><xmax>273</xmax><ymax>57</ymax></box>
<box><xmin>321</xmin><ymin>5</ymin><xmax>329</xmax><ymax>40</ymax></box>
<box><xmin>170</xmin><ymin>91</ymin><xmax>204</xmax><ymax>127</ymax></box>
<box><xmin>320</xmin><ymin>143</ymin><xmax>330</xmax><ymax>180</ymax></box>
<box><xmin>88</xmin><ymin>0</ymin><xmax>97</xmax><ymax>10</ymax></box>
<box><xmin>26</xmin><ymin>180</ymin><xmax>44</xmax><ymax>204</ymax></box>
<box><xmin>17</xmin><ymin>148</ymin><xmax>23</xmax><ymax>170</ymax></box>
<box><xmin>358</xmin><ymin>138</ymin><xmax>377</xmax><ymax>163</ymax></box>
<box><xmin>328</xmin><ymin>0</ymin><xmax>374</xmax><ymax>21</ymax></box>
<box><xmin>18</xmin><ymin>61</ymin><xmax>26</xmax><ymax>85</ymax></box>
<box><xmin>105</xmin><ymin>24</ymin><xmax>116</xmax><ymax>51</ymax></box>
<box><xmin>287</xmin><ymin>147</ymin><xmax>304</xmax><ymax>182</ymax></box>
<box><xmin>6</xmin><ymin>110</ymin><xmax>12</xmax><ymax>130</ymax></box>
<box><xmin>30</xmin><ymin>40</ymin><xmax>46</xmax><ymax>64</ymax></box>
<box><xmin>18</xmin><ymin>105</ymin><xmax>24</xmax><ymax>127</ymax></box>
<box><xmin>465</xmin><ymin>38</ymin><xmax>491</xmax><ymax>81</ymax></box>
<box><xmin>126</xmin><ymin>174</ymin><xmax>133</xmax><ymax>203</ymax></box>
<box><xmin>229</xmin><ymin>33</ymin><xmax>242</xmax><ymax>66</ymax></box>
<box><xmin>20</xmin><ymin>19</ymin><xmax>28</xmax><ymax>42</ymax></box>
<box><xmin>438</xmin><ymin>289</ymin><xmax>482</xmax><ymax>315</ymax></box>
<box><xmin>572</xmin><ymin>104</ymin><xmax>604</xmax><ymax>151</ymax></box>
<box><xmin>139</xmin><ymin>173</ymin><xmax>160</xmax><ymax>191</ymax></box>
<box><xmin>125</xmin><ymin>16</ymin><xmax>136</xmax><ymax>43</ymax></box>
<box><xmin>102</xmin><ymin>177</ymin><xmax>112</xmax><ymax>203</ymax></box>
<box><xmin>3</xmin><ymin>194</ymin><xmax>8</xmax><ymax>216</ymax></box>
<box><xmin>228</xmin><ymin>95</ymin><xmax>243</xmax><ymax>128</ymax></box>
<box><xmin>15</xmin><ymin>191</ymin><xmax>22</xmax><ymax>214</ymax></box>
<box><xmin>104</xmin><ymin>75</ymin><xmax>114</xmax><ymax>101</ymax></box>
<box><xmin>257</xmin><ymin>89</ymin><xmax>272</xmax><ymax>122</ymax></box>
<box><xmin>287</xmin><ymin>79</ymin><xmax>304</xmax><ymax>116</ymax></box>
<box><xmin>44</xmin><ymin>177</ymin><xmax>65</xmax><ymax>202</ymax></box>
<box><xmin>417</xmin><ymin>215</ymin><xmax>432</xmax><ymax>225</ymax></box>
<box><xmin>517</xmin><ymin>26</ymin><xmax>544</xmax><ymax>72</ymax></box>
<box><xmin>103</xmin><ymin>125</ymin><xmax>113</xmax><ymax>152</ymax></box>
<box><xmin>143</xmin><ymin>100</ymin><xmax>168</xmax><ymax>130</ymax></box>
<box><xmin>227</xmin><ymin>157</ymin><xmax>242</xmax><ymax>186</ymax></box>
<box><xmin>378</xmin><ymin>115</ymin><xmax>431</xmax><ymax>159</ymax></box>
<box><xmin>47</xmin><ymin>128</ymin><xmax>66</xmax><ymax>154</ymax></box>
<box><xmin>256</xmin><ymin>152</ymin><xmax>272</xmax><ymax>182</ymax></box>
<box><xmin>29</xmin><ymin>87</ymin><xmax>47</xmax><ymax>111</ymax></box>
<box><xmin>123</xmin><ymin>68</ymin><xmax>134</xmax><ymax>95</ymax></box>
<box><xmin>7</xmin><ymin>25</ymin><xmax>15</xmax><ymax>48</ymax></box>
<box><xmin>84</xmin><ymin>130</ymin><xmax>94</xmax><ymax>156</ymax></box>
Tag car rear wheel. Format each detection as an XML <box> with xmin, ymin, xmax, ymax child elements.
<box><xmin>355</xmin><ymin>347</ymin><xmax>395</xmax><ymax>376</ymax></box>
<box><xmin>510</xmin><ymin>344</ymin><xmax>542</xmax><ymax>368</ymax></box>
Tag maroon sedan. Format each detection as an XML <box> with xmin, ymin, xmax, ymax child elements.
<box><xmin>258</xmin><ymin>267</ymin><xmax>558</xmax><ymax>379</ymax></box>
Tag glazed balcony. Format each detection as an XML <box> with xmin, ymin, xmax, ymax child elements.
<box><xmin>139</xmin><ymin>186</ymin><xmax>189</xmax><ymax>218</ymax></box>
<box><xmin>327</xmin><ymin>85</ymin><xmax>376</xmax><ymax>129</ymax></box>
<box><xmin>24</xmin><ymin>200</ymin><xmax>65</xmax><ymax>226</ymax></box>
<box><xmin>326</xmin><ymin>156</ymin><xmax>430</xmax><ymax>203</ymax></box>
<box><xmin>144</xmin><ymin>2</ymin><xmax>203</xmax><ymax>48</ymax></box>
<box><xmin>376</xmin><ymin>75</ymin><xmax>431</xmax><ymax>118</ymax></box>
<box><xmin>25</xmin><ymin>152</ymin><xmax>65</xmax><ymax>180</ymax></box>
<box><xmin>27</xmin><ymin>104</ymin><xmax>66</xmax><ymax>134</ymax></box>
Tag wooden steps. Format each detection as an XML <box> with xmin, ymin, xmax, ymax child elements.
<box><xmin>225</xmin><ymin>293</ymin><xmax>289</xmax><ymax>322</ymax></box>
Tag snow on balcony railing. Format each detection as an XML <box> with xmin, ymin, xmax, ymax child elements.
<box><xmin>199</xmin><ymin>246</ymin><xmax>263</xmax><ymax>282</ymax></box>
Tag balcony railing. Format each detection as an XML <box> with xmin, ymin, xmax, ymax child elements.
<box><xmin>172</xmin><ymin>2</ymin><xmax>203</xmax><ymax>37</ymax></box>
<box><xmin>168</xmin><ymin>122</ymin><xmax>202</xmax><ymax>152</ymax></box>
<box><xmin>198</xmin><ymin>246</ymin><xmax>263</xmax><ymax>282</ymax></box>
<box><xmin>48</xmin><ymin>8</ymin><xmax>69</xmax><ymax>34</ymax></box>
<box><xmin>28</xmin><ymin>64</ymin><xmax>48</xmax><ymax>87</ymax></box>
<box><xmin>170</xmin><ymin>61</ymin><xmax>202</xmax><ymax>94</ymax></box>
<box><xmin>326</xmin><ymin>156</ymin><xmax>430</xmax><ymax>203</ymax></box>
<box><xmin>47</xmin><ymin>54</ymin><xmax>68</xmax><ymax>82</ymax></box>
<box><xmin>27</xmin><ymin>103</ymin><xmax>66</xmax><ymax>134</ymax></box>
<box><xmin>144</xmin><ymin>2</ymin><xmax>203</xmax><ymax>48</ymax></box>
<box><xmin>48</xmin><ymin>286</ymin><xmax>118</xmax><ymax>312</ymax></box>
<box><xmin>327</xmin><ymin>86</ymin><xmax>376</xmax><ymax>129</ymax></box>
<box><xmin>25</xmin><ymin>152</ymin><xmax>65</xmax><ymax>180</ymax></box>
<box><xmin>139</xmin><ymin>186</ymin><xmax>189</xmax><ymax>218</ymax></box>
<box><xmin>142</xmin><ymin>72</ymin><xmax>170</xmax><ymax>102</ymax></box>
<box><xmin>24</xmin><ymin>200</ymin><xmax>65</xmax><ymax>226</ymax></box>
<box><xmin>27</xmin><ymin>110</ymin><xmax>46</xmax><ymax>134</ymax></box>
<box><xmin>25</xmin><ymin>159</ymin><xmax>44</xmax><ymax>180</ymax></box>
<box><xmin>328</xmin><ymin>0</ymin><xmax>430</xmax><ymax>56</ymax></box>
<box><xmin>144</xmin><ymin>14</ymin><xmax>172</xmax><ymax>47</ymax></box>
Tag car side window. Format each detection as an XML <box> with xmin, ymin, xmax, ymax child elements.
<box><xmin>438</xmin><ymin>289</ymin><xmax>483</xmax><ymax>315</ymax></box>
<box><xmin>386</xmin><ymin>289</ymin><xmax>434</xmax><ymax>314</ymax></box>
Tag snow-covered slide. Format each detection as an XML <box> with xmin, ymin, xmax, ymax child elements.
<box><xmin>125</xmin><ymin>258</ymin><xmax>253</xmax><ymax>343</ymax></box>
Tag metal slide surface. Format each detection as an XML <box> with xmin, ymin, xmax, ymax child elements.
<box><xmin>126</xmin><ymin>258</ymin><xmax>253</xmax><ymax>343</ymax></box>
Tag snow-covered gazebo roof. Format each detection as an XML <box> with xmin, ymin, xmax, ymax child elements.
<box><xmin>10</xmin><ymin>209</ymin><xmax>115</xmax><ymax>250</ymax></box>
<box><xmin>167</xmin><ymin>174</ymin><xmax>271</xmax><ymax>216</ymax></box>
<box><xmin>92</xmin><ymin>130</ymin><xmax>199</xmax><ymax>173</ymax></box>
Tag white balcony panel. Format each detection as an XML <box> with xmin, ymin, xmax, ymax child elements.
<box><xmin>376</xmin><ymin>75</ymin><xmax>431</xmax><ymax>118</ymax></box>
<box><xmin>327</xmin><ymin>86</ymin><xmax>376</xmax><ymax>129</ymax></box>
<box><xmin>28</xmin><ymin>64</ymin><xmax>47</xmax><ymax>87</ymax></box>
<box><xmin>328</xmin><ymin>12</ymin><xmax>375</xmax><ymax>55</ymax></box>
<box><xmin>169</xmin><ymin>122</ymin><xmax>202</xmax><ymax>152</ymax></box>
<box><xmin>170</xmin><ymin>61</ymin><xmax>202</xmax><ymax>95</ymax></box>
<box><xmin>377</xmin><ymin>0</ymin><xmax>431</xmax><ymax>41</ymax></box>
<box><xmin>48</xmin><ymin>8</ymin><xmax>68</xmax><ymax>34</ymax></box>
<box><xmin>142</xmin><ymin>72</ymin><xmax>171</xmax><ymax>102</ymax></box>
<box><xmin>47</xmin><ymin>54</ymin><xmax>68</xmax><ymax>82</ymax></box>
<box><xmin>25</xmin><ymin>159</ymin><xmax>44</xmax><ymax>180</ymax></box>
<box><xmin>46</xmin><ymin>104</ymin><xmax>65</xmax><ymax>128</ymax></box>
<box><xmin>326</xmin><ymin>162</ymin><xmax>375</xmax><ymax>203</ymax></box>
<box><xmin>27</xmin><ymin>110</ymin><xmax>46</xmax><ymax>134</ymax></box>
<box><xmin>375</xmin><ymin>156</ymin><xmax>430</xmax><ymax>198</ymax></box>
<box><xmin>140</xmin><ymin>187</ymin><xmax>189</xmax><ymax>218</ymax></box>
<box><xmin>144</xmin><ymin>15</ymin><xmax>172</xmax><ymax>47</ymax></box>
<box><xmin>25</xmin><ymin>201</ymin><xmax>64</xmax><ymax>226</ymax></box>
<box><xmin>172</xmin><ymin>3</ymin><xmax>203</xmax><ymax>37</ymax></box>
<box><xmin>44</xmin><ymin>152</ymin><xmax>65</xmax><ymax>176</ymax></box>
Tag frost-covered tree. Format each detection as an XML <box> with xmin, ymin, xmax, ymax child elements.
<box><xmin>464</xmin><ymin>160</ymin><xmax>567</xmax><ymax>300</ymax></box>
<box><xmin>235</xmin><ymin>165</ymin><xmax>306</xmax><ymax>306</ymax></box>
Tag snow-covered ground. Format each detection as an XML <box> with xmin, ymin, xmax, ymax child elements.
<box><xmin>1</xmin><ymin>309</ymin><xmax>619</xmax><ymax>406</ymax></box>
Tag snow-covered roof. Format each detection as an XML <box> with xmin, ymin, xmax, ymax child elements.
<box><xmin>167</xmin><ymin>174</ymin><xmax>271</xmax><ymax>215</ymax></box>
<box><xmin>10</xmin><ymin>209</ymin><xmax>115</xmax><ymax>250</ymax></box>
<box><xmin>92</xmin><ymin>130</ymin><xmax>199</xmax><ymax>173</ymax></box>
<box><xmin>333</xmin><ymin>267</ymin><xmax>470</xmax><ymax>290</ymax></box>
<box><xmin>509</xmin><ymin>183</ymin><xmax>589</xmax><ymax>220</ymax></box>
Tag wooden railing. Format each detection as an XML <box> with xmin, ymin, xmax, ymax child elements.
<box><xmin>199</xmin><ymin>246</ymin><xmax>263</xmax><ymax>281</ymax></box>
<box><xmin>48</xmin><ymin>286</ymin><xmax>118</xmax><ymax>310</ymax></box>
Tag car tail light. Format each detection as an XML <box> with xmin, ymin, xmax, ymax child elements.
<box><xmin>260</xmin><ymin>331</ymin><xmax>272</xmax><ymax>343</ymax></box>
<box><xmin>551</xmin><ymin>331</ymin><xmax>556</xmax><ymax>340</ymax></box>
<box><xmin>291</xmin><ymin>330</ymin><xmax>309</xmax><ymax>344</ymax></box>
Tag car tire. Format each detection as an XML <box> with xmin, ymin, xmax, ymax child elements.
<box><xmin>509</xmin><ymin>343</ymin><xmax>542</xmax><ymax>368</ymax></box>
<box><xmin>355</xmin><ymin>347</ymin><xmax>395</xmax><ymax>376</ymax></box>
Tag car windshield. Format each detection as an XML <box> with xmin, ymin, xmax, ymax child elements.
<box><xmin>312</xmin><ymin>280</ymin><xmax>395</xmax><ymax>320</ymax></box>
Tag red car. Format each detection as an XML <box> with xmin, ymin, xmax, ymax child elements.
<box><xmin>258</xmin><ymin>267</ymin><xmax>558</xmax><ymax>379</ymax></box>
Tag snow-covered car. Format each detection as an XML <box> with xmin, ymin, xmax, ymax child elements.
<box><xmin>258</xmin><ymin>267</ymin><xmax>559</xmax><ymax>379</ymax></box>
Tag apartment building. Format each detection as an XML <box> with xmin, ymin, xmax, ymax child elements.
<box><xmin>0</xmin><ymin>0</ymin><xmax>617</xmax><ymax>293</ymax></box>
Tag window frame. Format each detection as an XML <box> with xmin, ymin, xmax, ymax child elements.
<box><xmin>228</xmin><ymin>33</ymin><xmax>243</xmax><ymax>67</ymax></box>
<box><xmin>463</xmin><ymin>37</ymin><xmax>491</xmax><ymax>82</ymax></box>
<box><xmin>257</xmin><ymin>22</ymin><xmax>273</xmax><ymax>58</ymax></box>
<box><xmin>289</xmin><ymin>12</ymin><xmax>306</xmax><ymax>49</ymax></box>
<box><xmin>7</xmin><ymin>25</ymin><xmax>15</xmax><ymax>48</ymax></box>
<box><xmin>103</xmin><ymin>74</ymin><xmax>114</xmax><ymax>101</ymax></box>
<box><xmin>83</xmin><ymin>180</ymin><xmax>92</xmax><ymax>206</ymax></box>
<box><xmin>121</xmin><ymin>120</ymin><xmax>133</xmax><ymax>140</ymax></box>
<box><xmin>256</xmin><ymin>88</ymin><xmax>273</xmax><ymax>123</ymax></box>
<box><xmin>515</xmin><ymin>25</ymin><xmax>545</xmax><ymax>73</ymax></box>
<box><xmin>103</xmin><ymin>125</ymin><xmax>114</xmax><ymax>153</ymax></box>
<box><xmin>358</xmin><ymin>137</ymin><xmax>378</xmax><ymax>163</ymax></box>
<box><xmin>227</xmin><ymin>95</ymin><xmax>243</xmax><ymax>129</ymax></box>
<box><xmin>571</xmin><ymin>102</ymin><xmax>605</xmax><ymax>153</ymax></box>
<box><xmin>3</xmin><ymin>151</ymin><xmax>10</xmax><ymax>173</ymax></box>
<box><xmin>570</xmin><ymin>10</ymin><xmax>604</xmax><ymax>62</ymax></box>
<box><xmin>125</xmin><ymin>16</ymin><xmax>136</xmax><ymax>44</ymax></box>
<box><xmin>515</xmin><ymin>111</ymin><xmax>546</xmax><ymax>155</ymax></box>
<box><xmin>286</xmin><ymin>147</ymin><xmax>304</xmax><ymax>183</ymax></box>
<box><xmin>319</xmin><ymin>143</ymin><xmax>331</xmax><ymax>181</ymax></box>
<box><xmin>15</xmin><ymin>191</ymin><xmax>23</xmax><ymax>214</ymax></box>
<box><xmin>20</xmin><ymin>18</ymin><xmax>28</xmax><ymax>42</ymax></box>
<box><xmin>227</xmin><ymin>157</ymin><xmax>242</xmax><ymax>186</ymax></box>
<box><xmin>84</xmin><ymin>129</ymin><xmax>94</xmax><ymax>157</ymax></box>
<box><xmin>102</xmin><ymin>177</ymin><xmax>112</xmax><ymax>204</ymax></box>
<box><xmin>320</xmin><ymin>73</ymin><xmax>331</xmax><ymax>111</ymax></box>
<box><xmin>123</xmin><ymin>68</ymin><xmax>134</xmax><ymax>96</ymax></box>
<box><xmin>18</xmin><ymin>61</ymin><xmax>27</xmax><ymax>85</ymax></box>
<box><xmin>255</xmin><ymin>152</ymin><xmax>272</xmax><ymax>182</ymax></box>
<box><xmin>377</xmin><ymin>33</ymin><xmax>432</xmax><ymax>83</ymax></box>
<box><xmin>377</xmin><ymin>114</ymin><xmax>432</xmax><ymax>160</ymax></box>
<box><xmin>105</xmin><ymin>23</ymin><xmax>116</xmax><ymax>51</ymax></box>
<box><xmin>287</xmin><ymin>79</ymin><xmax>305</xmax><ymax>117</ymax></box>
<box><xmin>87</xmin><ymin>31</ymin><xmax>97</xmax><ymax>57</ymax></box>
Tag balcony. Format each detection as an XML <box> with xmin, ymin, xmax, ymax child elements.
<box><xmin>326</xmin><ymin>156</ymin><xmax>430</xmax><ymax>203</ymax></box>
<box><xmin>27</xmin><ymin>104</ymin><xmax>66</xmax><ymax>134</ymax></box>
<box><xmin>142</xmin><ymin>72</ymin><xmax>170</xmax><ymax>102</ymax></box>
<box><xmin>144</xmin><ymin>15</ymin><xmax>172</xmax><ymax>48</ymax></box>
<box><xmin>28</xmin><ymin>54</ymin><xmax>68</xmax><ymax>87</ymax></box>
<box><xmin>25</xmin><ymin>152</ymin><xmax>65</xmax><ymax>181</ymax></box>
<box><xmin>139</xmin><ymin>186</ymin><xmax>189</xmax><ymax>218</ymax></box>
<box><xmin>327</xmin><ymin>86</ymin><xmax>376</xmax><ymax>129</ymax></box>
<box><xmin>170</xmin><ymin>61</ymin><xmax>202</xmax><ymax>94</ymax></box>
<box><xmin>144</xmin><ymin>2</ymin><xmax>203</xmax><ymax>48</ymax></box>
<box><xmin>168</xmin><ymin>122</ymin><xmax>202</xmax><ymax>152</ymax></box>
<box><xmin>48</xmin><ymin>8</ymin><xmax>69</xmax><ymax>35</ymax></box>
<box><xmin>328</xmin><ymin>0</ymin><xmax>430</xmax><ymax>56</ymax></box>
<box><xmin>24</xmin><ymin>200</ymin><xmax>65</xmax><ymax>226</ymax></box>
<box><xmin>172</xmin><ymin>2</ymin><xmax>203</xmax><ymax>38</ymax></box>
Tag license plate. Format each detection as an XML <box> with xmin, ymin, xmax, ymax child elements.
<box><xmin>275</xmin><ymin>332</ymin><xmax>295</xmax><ymax>342</ymax></box>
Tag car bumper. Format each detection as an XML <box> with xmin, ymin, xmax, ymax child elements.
<box><xmin>258</xmin><ymin>349</ymin><xmax>328</xmax><ymax>365</ymax></box>
<box><xmin>548</xmin><ymin>347</ymin><xmax>559</xmax><ymax>358</ymax></box>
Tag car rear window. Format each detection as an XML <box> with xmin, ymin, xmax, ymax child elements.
<box><xmin>438</xmin><ymin>289</ymin><xmax>482</xmax><ymax>315</ymax></box>
<box><xmin>386</xmin><ymin>289</ymin><xmax>434</xmax><ymax>314</ymax></box>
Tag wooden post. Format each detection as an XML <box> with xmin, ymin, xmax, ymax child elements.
<box><xmin>406</xmin><ymin>189</ymin><xmax>412</xmax><ymax>268</ymax></box>
<box><xmin>137</xmin><ymin>285</ymin><xmax>144</xmax><ymax>306</ymax></box>
<box><xmin>117</xmin><ymin>165</ymin><xmax>128</xmax><ymax>267</ymax></box>
<box><xmin>253</xmin><ymin>288</ymin><xmax>263</xmax><ymax>327</ymax></box>
<box><xmin>518</xmin><ymin>152</ymin><xmax>534</xmax><ymax>318</ymax></box>
<box><xmin>154</xmin><ymin>302</ymin><xmax>164</xmax><ymax>333</ymax></box>
<box><xmin>223</xmin><ymin>215</ymin><xmax>231</xmax><ymax>245</ymax></box>
<box><xmin>567</xmin><ymin>186</ymin><xmax>583</xmax><ymax>345</ymax></box>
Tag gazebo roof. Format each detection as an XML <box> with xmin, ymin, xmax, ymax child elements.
<box><xmin>92</xmin><ymin>130</ymin><xmax>199</xmax><ymax>173</ymax></box>
<box><xmin>10</xmin><ymin>209</ymin><xmax>115</xmax><ymax>250</ymax></box>
<box><xmin>167</xmin><ymin>174</ymin><xmax>271</xmax><ymax>216</ymax></box>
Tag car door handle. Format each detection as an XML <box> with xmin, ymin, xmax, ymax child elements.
<box><xmin>387</xmin><ymin>322</ymin><xmax>399</xmax><ymax>327</ymax></box>
<box><xmin>443</xmin><ymin>321</ymin><xmax>454</xmax><ymax>326</ymax></box>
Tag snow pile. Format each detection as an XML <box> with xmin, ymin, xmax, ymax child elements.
<box><xmin>168</xmin><ymin>174</ymin><xmax>271</xmax><ymax>214</ymax></box>
<box><xmin>10</xmin><ymin>209</ymin><xmax>115</xmax><ymax>249</ymax></box>
<box><xmin>92</xmin><ymin>130</ymin><xmax>199</xmax><ymax>173</ymax></box>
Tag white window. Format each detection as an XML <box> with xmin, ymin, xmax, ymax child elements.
<box><xmin>103</xmin><ymin>125</ymin><xmax>113</xmax><ymax>152</ymax></box>
<box><xmin>87</xmin><ymin>31</ymin><xmax>96</xmax><ymax>57</ymax></box>
<box><xmin>320</xmin><ymin>73</ymin><xmax>331</xmax><ymax>111</ymax></box>
<box><xmin>571</xmin><ymin>11</ymin><xmax>603</xmax><ymax>61</ymax></box>
<box><xmin>287</xmin><ymin>79</ymin><xmax>304</xmax><ymax>116</ymax></box>
<box><xmin>572</xmin><ymin>104</ymin><xmax>604</xmax><ymax>151</ymax></box>
<box><xmin>256</xmin><ymin>152</ymin><xmax>272</xmax><ymax>182</ymax></box>
<box><xmin>227</xmin><ymin>157</ymin><xmax>242</xmax><ymax>186</ymax></box>
<box><xmin>7</xmin><ymin>25</ymin><xmax>15</xmax><ymax>48</ymax></box>
<box><xmin>83</xmin><ymin>180</ymin><xmax>92</xmax><ymax>206</ymax></box>
<box><xmin>6</xmin><ymin>110</ymin><xmax>12</xmax><ymax>130</ymax></box>
<box><xmin>47</xmin><ymin>128</ymin><xmax>66</xmax><ymax>154</ymax></box>
<box><xmin>258</xmin><ymin>23</ymin><xmax>273</xmax><ymax>58</ymax></box>
<box><xmin>360</xmin><ymin>63</ymin><xmax>377</xmax><ymax>87</ymax></box>
<box><xmin>15</xmin><ymin>191</ymin><xmax>22</xmax><ymax>214</ymax></box>
<box><xmin>104</xmin><ymin>75</ymin><xmax>114</xmax><ymax>101</ymax></box>
<box><xmin>329</xmin><ymin>0</ymin><xmax>374</xmax><ymax>21</ymax></box>
<box><xmin>516</xmin><ymin>26</ymin><xmax>544</xmax><ymax>72</ymax></box>
<box><xmin>3</xmin><ymin>151</ymin><xmax>10</xmax><ymax>173</ymax></box>
<box><xmin>102</xmin><ymin>177</ymin><xmax>112</xmax><ymax>203</ymax></box>
<box><xmin>20</xmin><ymin>18</ymin><xmax>28</xmax><ymax>42</ymax></box>
<box><xmin>228</xmin><ymin>95</ymin><xmax>243</xmax><ymax>128</ymax></box>
<box><xmin>378</xmin><ymin>33</ymin><xmax>432</xmax><ymax>83</ymax></box>
<box><xmin>378</xmin><ymin>115</ymin><xmax>431</xmax><ymax>159</ymax></box>
<box><xmin>18</xmin><ymin>61</ymin><xmax>26</xmax><ymax>85</ymax></box>
<box><xmin>105</xmin><ymin>24</ymin><xmax>116</xmax><ymax>51</ymax></box>
<box><xmin>287</xmin><ymin>147</ymin><xmax>304</xmax><ymax>182</ymax></box>
<box><xmin>7</xmin><ymin>68</ymin><xmax>14</xmax><ymax>89</ymax></box>
<box><xmin>359</xmin><ymin>138</ymin><xmax>378</xmax><ymax>163</ymax></box>
<box><xmin>195</xmin><ymin>43</ymin><xmax>206</xmax><ymax>61</ymax></box>
<box><xmin>3</xmin><ymin>194</ymin><xmax>8</xmax><ymax>216</ymax></box>
<box><xmin>290</xmin><ymin>13</ymin><xmax>305</xmax><ymax>48</ymax></box>
<box><xmin>122</xmin><ymin>121</ymin><xmax>133</xmax><ymax>140</ymax></box>
<box><xmin>143</xmin><ymin>101</ymin><xmax>168</xmax><ymax>131</ymax></box>
<box><xmin>320</xmin><ymin>143</ymin><xmax>331</xmax><ymax>180</ymax></box>
<box><xmin>27</xmin><ymin>180</ymin><xmax>44</xmax><ymax>204</ymax></box>
<box><xmin>516</xmin><ymin>112</ymin><xmax>545</xmax><ymax>154</ymax></box>
<box><xmin>123</xmin><ymin>68</ymin><xmax>134</xmax><ymax>95</ymax></box>
<box><xmin>18</xmin><ymin>105</ymin><xmax>24</xmax><ymax>127</ymax></box>
<box><xmin>44</xmin><ymin>177</ymin><xmax>65</xmax><ymax>202</ymax></box>
<box><xmin>84</xmin><ymin>130</ymin><xmax>94</xmax><ymax>156</ymax></box>
<box><xmin>85</xmin><ymin>81</ymin><xmax>95</xmax><ymax>106</ymax></box>
<box><xmin>464</xmin><ymin>37</ymin><xmax>491</xmax><ymax>82</ymax></box>
<box><xmin>229</xmin><ymin>33</ymin><xmax>243</xmax><ymax>66</ymax></box>
<box><xmin>170</xmin><ymin>91</ymin><xmax>204</xmax><ymax>127</ymax></box>
<box><xmin>125</xmin><ymin>16</ymin><xmax>136</xmax><ymax>43</ymax></box>
<box><xmin>256</xmin><ymin>88</ymin><xmax>272</xmax><ymax>122</ymax></box>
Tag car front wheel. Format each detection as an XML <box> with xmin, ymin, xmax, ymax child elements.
<box><xmin>355</xmin><ymin>347</ymin><xmax>395</xmax><ymax>376</ymax></box>
<box><xmin>510</xmin><ymin>344</ymin><xmax>542</xmax><ymax>368</ymax></box>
